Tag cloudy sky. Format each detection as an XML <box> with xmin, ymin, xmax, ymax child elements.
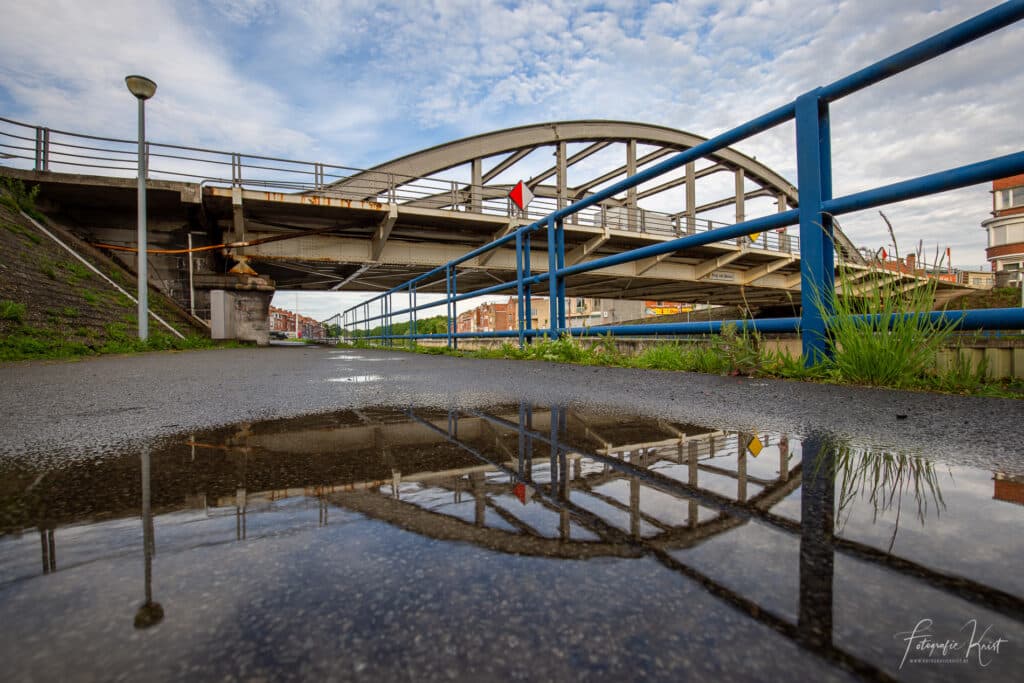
<box><xmin>1</xmin><ymin>0</ymin><xmax>1020</xmax><ymax>320</ymax></box>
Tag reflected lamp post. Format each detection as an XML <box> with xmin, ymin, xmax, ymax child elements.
<box><xmin>134</xmin><ymin>445</ymin><xmax>164</xmax><ymax>629</ymax></box>
<box><xmin>125</xmin><ymin>75</ymin><xmax>157</xmax><ymax>341</ymax></box>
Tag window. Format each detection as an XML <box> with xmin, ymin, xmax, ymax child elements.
<box><xmin>997</xmin><ymin>186</ymin><xmax>1024</xmax><ymax>210</ymax></box>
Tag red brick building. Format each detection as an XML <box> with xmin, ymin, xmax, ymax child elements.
<box><xmin>269</xmin><ymin>306</ymin><xmax>324</xmax><ymax>339</ymax></box>
<box><xmin>983</xmin><ymin>174</ymin><xmax>1024</xmax><ymax>285</ymax></box>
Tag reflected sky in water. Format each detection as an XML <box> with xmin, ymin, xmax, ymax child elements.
<box><xmin>0</xmin><ymin>404</ymin><xmax>1021</xmax><ymax>681</ymax></box>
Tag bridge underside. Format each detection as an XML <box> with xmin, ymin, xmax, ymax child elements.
<box><xmin>207</xmin><ymin>187</ymin><xmax>805</xmax><ymax>306</ymax></box>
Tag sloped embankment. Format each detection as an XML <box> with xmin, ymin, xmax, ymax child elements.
<box><xmin>0</xmin><ymin>190</ymin><xmax>209</xmax><ymax>361</ymax></box>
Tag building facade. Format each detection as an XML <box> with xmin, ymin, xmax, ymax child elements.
<box><xmin>982</xmin><ymin>174</ymin><xmax>1024</xmax><ymax>286</ymax></box>
<box><xmin>269</xmin><ymin>306</ymin><xmax>325</xmax><ymax>339</ymax></box>
<box><xmin>455</xmin><ymin>297</ymin><xmax>675</xmax><ymax>334</ymax></box>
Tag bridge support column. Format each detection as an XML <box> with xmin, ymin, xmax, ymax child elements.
<box><xmin>202</xmin><ymin>273</ymin><xmax>275</xmax><ymax>345</ymax></box>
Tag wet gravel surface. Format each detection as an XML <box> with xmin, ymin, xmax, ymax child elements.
<box><xmin>0</xmin><ymin>344</ymin><xmax>1021</xmax><ymax>470</ymax></box>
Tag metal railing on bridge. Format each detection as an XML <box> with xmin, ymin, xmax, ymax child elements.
<box><xmin>336</xmin><ymin>1</ymin><xmax>1024</xmax><ymax>362</ymax></box>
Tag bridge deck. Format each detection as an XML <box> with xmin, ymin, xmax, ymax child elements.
<box><xmin>4</xmin><ymin>168</ymin><xmax>979</xmax><ymax>307</ymax></box>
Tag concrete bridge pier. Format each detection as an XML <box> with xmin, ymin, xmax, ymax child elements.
<box><xmin>197</xmin><ymin>273</ymin><xmax>275</xmax><ymax>345</ymax></box>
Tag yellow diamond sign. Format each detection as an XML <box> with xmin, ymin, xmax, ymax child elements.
<box><xmin>748</xmin><ymin>232</ymin><xmax>761</xmax><ymax>243</ymax></box>
<box><xmin>747</xmin><ymin>435</ymin><xmax>763</xmax><ymax>457</ymax></box>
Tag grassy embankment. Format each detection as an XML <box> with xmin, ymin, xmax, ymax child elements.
<box><xmin>0</xmin><ymin>178</ymin><xmax>230</xmax><ymax>362</ymax></box>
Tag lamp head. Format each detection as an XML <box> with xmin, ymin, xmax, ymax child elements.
<box><xmin>125</xmin><ymin>75</ymin><xmax>157</xmax><ymax>100</ymax></box>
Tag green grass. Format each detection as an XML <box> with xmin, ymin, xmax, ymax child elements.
<box><xmin>2</xmin><ymin>221</ymin><xmax>42</xmax><ymax>244</ymax></box>
<box><xmin>59</xmin><ymin>260</ymin><xmax>92</xmax><ymax>283</ymax></box>
<box><xmin>0</xmin><ymin>300</ymin><xmax>27</xmax><ymax>321</ymax></box>
<box><xmin>0</xmin><ymin>325</ymin><xmax>232</xmax><ymax>362</ymax></box>
<box><xmin>38</xmin><ymin>258</ymin><xmax>57</xmax><ymax>280</ymax></box>
<box><xmin>806</xmin><ymin>262</ymin><xmax>955</xmax><ymax>388</ymax></box>
<box><xmin>344</xmin><ymin>328</ymin><xmax>775</xmax><ymax>378</ymax></box>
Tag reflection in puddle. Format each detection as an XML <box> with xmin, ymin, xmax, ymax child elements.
<box><xmin>328</xmin><ymin>375</ymin><xmax>383</xmax><ymax>383</ymax></box>
<box><xmin>0</xmin><ymin>404</ymin><xmax>1021</xmax><ymax>680</ymax></box>
<box><xmin>329</xmin><ymin>354</ymin><xmax>394</xmax><ymax>362</ymax></box>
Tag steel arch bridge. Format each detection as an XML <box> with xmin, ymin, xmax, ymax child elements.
<box><xmin>290</xmin><ymin>119</ymin><xmax>854</xmax><ymax>306</ymax></box>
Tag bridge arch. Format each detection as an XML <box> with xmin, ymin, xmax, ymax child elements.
<box><xmin>330</xmin><ymin>120</ymin><xmax>798</xmax><ymax>225</ymax></box>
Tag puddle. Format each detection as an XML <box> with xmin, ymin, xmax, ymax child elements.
<box><xmin>0</xmin><ymin>404</ymin><xmax>1021</xmax><ymax>680</ymax></box>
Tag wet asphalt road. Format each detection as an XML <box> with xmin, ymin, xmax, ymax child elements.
<box><xmin>0</xmin><ymin>344</ymin><xmax>1021</xmax><ymax>470</ymax></box>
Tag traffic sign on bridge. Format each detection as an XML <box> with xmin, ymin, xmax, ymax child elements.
<box><xmin>509</xmin><ymin>180</ymin><xmax>534</xmax><ymax>211</ymax></box>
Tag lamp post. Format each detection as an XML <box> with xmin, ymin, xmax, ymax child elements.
<box><xmin>125</xmin><ymin>75</ymin><xmax>157</xmax><ymax>340</ymax></box>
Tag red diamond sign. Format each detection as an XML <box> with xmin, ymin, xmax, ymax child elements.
<box><xmin>509</xmin><ymin>180</ymin><xmax>534</xmax><ymax>211</ymax></box>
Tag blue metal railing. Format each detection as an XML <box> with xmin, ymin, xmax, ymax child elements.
<box><xmin>338</xmin><ymin>1</ymin><xmax>1024</xmax><ymax>361</ymax></box>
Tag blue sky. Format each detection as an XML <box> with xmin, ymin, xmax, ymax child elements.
<box><xmin>1</xmin><ymin>1</ymin><xmax>1021</xmax><ymax>320</ymax></box>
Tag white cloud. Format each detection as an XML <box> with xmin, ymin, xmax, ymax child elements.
<box><xmin>2</xmin><ymin>0</ymin><xmax>1020</xmax><ymax>319</ymax></box>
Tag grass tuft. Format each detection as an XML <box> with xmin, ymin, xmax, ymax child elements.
<box><xmin>0</xmin><ymin>300</ymin><xmax>27</xmax><ymax>321</ymax></box>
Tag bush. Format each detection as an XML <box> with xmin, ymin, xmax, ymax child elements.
<box><xmin>0</xmin><ymin>177</ymin><xmax>42</xmax><ymax>219</ymax></box>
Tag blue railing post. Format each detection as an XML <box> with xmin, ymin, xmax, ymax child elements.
<box><xmin>556</xmin><ymin>219</ymin><xmax>567</xmax><ymax>330</ymax></box>
<box><xmin>524</xmin><ymin>233</ymin><xmax>533</xmax><ymax>344</ymax></box>
<box><xmin>387</xmin><ymin>294</ymin><xmax>393</xmax><ymax>347</ymax></box>
<box><xmin>516</xmin><ymin>230</ymin><xmax>525</xmax><ymax>349</ymax></box>
<box><xmin>795</xmin><ymin>89</ymin><xmax>835</xmax><ymax>364</ymax></box>
<box><xmin>452</xmin><ymin>268</ymin><xmax>459</xmax><ymax>351</ymax></box>
<box><xmin>445</xmin><ymin>266</ymin><xmax>453</xmax><ymax>349</ymax></box>
<box><xmin>547</xmin><ymin>218</ymin><xmax>558</xmax><ymax>339</ymax></box>
<box><xmin>408</xmin><ymin>284</ymin><xmax>416</xmax><ymax>345</ymax></box>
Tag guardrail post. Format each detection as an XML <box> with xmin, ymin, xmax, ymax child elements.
<box><xmin>34</xmin><ymin>127</ymin><xmax>42</xmax><ymax>170</ymax></box>
<box><xmin>795</xmin><ymin>89</ymin><xmax>835</xmax><ymax>364</ymax></box>
<box><xmin>145</xmin><ymin>142</ymin><xmax>151</xmax><ymax>180</ymax></box>
<box><xmin>547</xmin><ymin>218</ymin><xmax>559</xmax><ymax>339</ymax></box>
<box><xmin>231</xmin><ymin>153</ymin><xmax>242</xmax><ymax>186</ymax></box>
<box><xmin>34</xmin><ymin>127</ymin><xmax>50</xmax><ymax>171</ymax></box>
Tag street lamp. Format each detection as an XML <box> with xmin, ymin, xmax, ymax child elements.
<box><xmin>125</xmin><ymin>75</ymin><xmax>157</xmax><ymax>340</ymax></box>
